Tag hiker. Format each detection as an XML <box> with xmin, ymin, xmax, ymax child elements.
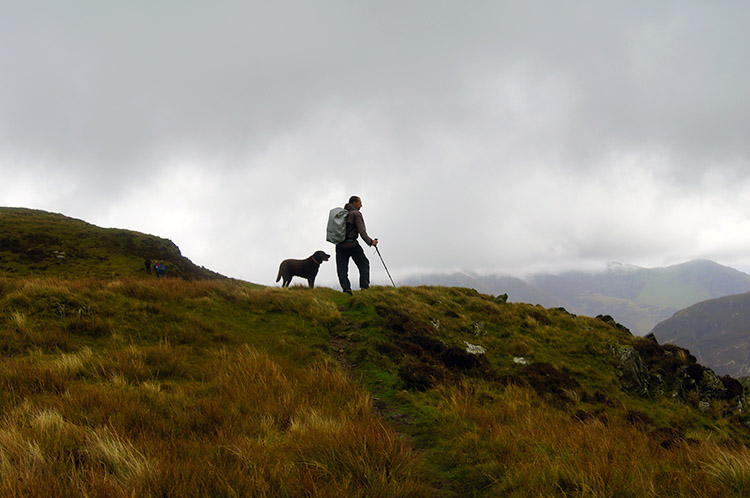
<box><xmin>336</xmin><ymin>196</ymin><xmax>377</xmax><ymax>295</ymax></box>
<box><xmin>145</xmin><ymin>258</ymin><xmax>152</xmax><ymax>275</ymax></box>
<box><xmin>153</xmin><ymin>261</ymin><xmax>166</xmax><ymax>278</ymax></box>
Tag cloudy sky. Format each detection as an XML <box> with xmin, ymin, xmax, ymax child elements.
<box><xmin>2</xmin><ymin>1</ymin><xmax>750</xmax><ymax>286</ymax></box>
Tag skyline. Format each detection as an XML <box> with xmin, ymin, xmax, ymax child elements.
<box><xmin>2</xmin><ymin>2</ymin><xmax>750</xmax><ymax>286</ymax></box>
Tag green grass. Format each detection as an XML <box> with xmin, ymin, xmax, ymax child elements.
<box><xmin>2</xmin><ymin>208</ymin><xmax>750</xmax><ymax>496</ymax></box>
<box><xmin>0</xmin><ymin>277</ymin><xmax>748</xmax><ymax>495</ymax></box>
<box><xmin>0</xmin><ymin>207</ymin><xmax>224</xmax><ymax>279</ymax></box>
<box><xmin>0</xmin><ymin>278</ymin><xmax>434</xmax><ymax>496</ymax></box>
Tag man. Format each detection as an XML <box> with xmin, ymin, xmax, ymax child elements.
<box><xmin>336</xmin><ymin>195</ymin><xmax>377</xmax><ymax>295</ymax></box>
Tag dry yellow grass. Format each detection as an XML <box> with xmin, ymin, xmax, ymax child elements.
<box><xmin>430</xmin><ymin>381</ymin><xmax>740</xmax><ymax>496</ymax></box>
<box><xmin>0</xmin><ymin>276</ymin><xmax>749</xmax><ymax>496</ymax></box>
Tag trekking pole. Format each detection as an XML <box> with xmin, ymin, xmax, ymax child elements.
<box><xmin>374</xmin><ymin>243</ymin><xmax>396</xmax><ymax>287</ymax></box>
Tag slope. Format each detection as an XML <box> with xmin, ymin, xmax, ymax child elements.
<box><xmin>406</xmin><ymin>260</ymin><xmax>750</xmax><ymax>335</ymax></box>
<box><xmin>0</xmin><ymin>277</ymin><xmax>748</xmax><ymax>495</ymax></box>
<box><xmin>637</xmin><ymin>259</ymin><xmax>750</xmax><ymax>309</ymax></box>
<box><xmin>401</xmin><ymin>272</ymin><xmax>567</xmax><ymax>308</ymax></box>
<box><xmin>652</xmin><ymin>292</ymin><xmax>750</xmax><ymax>377</ymax></box>
<box><xmin>1</xmin><ymin>209</ymin><xmax>750</xmax><ymax>496</ymax></box>
<box><xmin>0</xmin><ymin>207</ymin><xmax>224</xmax><ymax>280</ymax></box>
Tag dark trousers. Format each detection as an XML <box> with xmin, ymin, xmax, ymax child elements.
<box><xmin>336</xmin><ymin>243</ymin><xmax>370</xmax><ymax>291</ymax></box>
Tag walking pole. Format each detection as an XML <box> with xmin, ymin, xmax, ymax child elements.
<box><xmin>374</xmin><ymin>242</ymin><xmax>396</xmax><ymax>287</ymax></box>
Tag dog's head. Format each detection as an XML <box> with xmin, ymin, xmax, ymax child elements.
<box><xmin>313</xmin><ymin>250</ymin><xmax>331</xmax><ymax>263</ymax></box>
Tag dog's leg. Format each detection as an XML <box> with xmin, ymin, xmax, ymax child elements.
<box><xmin>277</xmin><ymin>262</ymin><xmax>288</xmax><ymax>285</ymax></box>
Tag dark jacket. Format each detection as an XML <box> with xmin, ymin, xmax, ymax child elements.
<box><xmin>338</xmin><ymin>202</ymin><xmax>374</xmax><ymax>249</ymax></box>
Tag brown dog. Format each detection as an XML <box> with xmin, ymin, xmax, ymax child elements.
<box><xmin>276</xmin><ymin>250</ymin><xmax>330</xmax><ymax>288</ymax></box>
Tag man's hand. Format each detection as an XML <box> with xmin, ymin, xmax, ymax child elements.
<box><xmin>373</xmin><ymin>238</ymin><xmax>379</xmax><ymax>247</ymax></box>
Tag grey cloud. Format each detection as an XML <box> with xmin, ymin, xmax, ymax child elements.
<box><xmin>2</xmin><ymin>1</ymin><xmax>750</xmax><ymax>282</ymax></box>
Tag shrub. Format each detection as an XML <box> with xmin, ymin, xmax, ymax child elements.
<box><xmin>517</xmin><ymin>362</ymin><xmax>581</xmax><ymax>399</ymax></box>
<box><xmin>399</xmin><ymin>361</ymin><xmax>449</xmax><ymax>391</ymax></box>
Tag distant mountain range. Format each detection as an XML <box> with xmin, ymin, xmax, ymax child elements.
<box><xmin>402</xmin><ymin>259</ymin><xmax>750</xmax><ymax>335</ymax></box>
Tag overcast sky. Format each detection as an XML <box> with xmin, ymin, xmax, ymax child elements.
<box><xmin>2</xmin><ymin>1</ymin><xmax>750</xmax><ymax>286</ymax></box>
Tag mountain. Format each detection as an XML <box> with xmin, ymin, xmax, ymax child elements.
<box><xmin>0</xmin><ymin>207</ymin><xmax>224</xmax><ymax>280</ymax></box>
<box><xmin>4</xmin><ymin>207</ymin><xmax>750</xmax><ymax>495</ymax></box>
<box><xmin>402</xmin><ymin>260</ymin><xmax>750</xmax><ymax>335</ymax></box>
<box><xmin>651</xmin><ymin>292</ymin><xmax>750</xmax><ymax>377</ymax></box>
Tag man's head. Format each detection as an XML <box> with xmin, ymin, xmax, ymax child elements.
<box><xmin>349</xmin><ymin>196</ymin><xmax>362</xmax><ymax>209</ymax></box>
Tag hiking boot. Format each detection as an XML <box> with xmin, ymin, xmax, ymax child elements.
<box><xmin>343</xmin><ymin>289</ymin><xmax>353</xmax><ymax>296</ymax></box>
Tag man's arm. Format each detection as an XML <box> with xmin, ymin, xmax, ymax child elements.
<box><xmin>354</xmin><ymin>212</ymin><xmax>374</xmax><ymax>246</ymax></box>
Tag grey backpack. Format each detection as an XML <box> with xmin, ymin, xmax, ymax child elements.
<box><xmin>326</xmin><ymin>207</ymin><xmax>349</xmax><ymax>244</ymax></box>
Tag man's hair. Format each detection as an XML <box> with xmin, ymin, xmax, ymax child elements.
<box><xmin>349</xmin><ymin>196</ymin><xmax>361</xmax><ymax>204</ymax></box>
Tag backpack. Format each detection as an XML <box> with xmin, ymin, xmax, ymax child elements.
<box><xmin>326</xmin><ymin>207</ymin><xmax>349</xmax><ymax>244</ymax></box>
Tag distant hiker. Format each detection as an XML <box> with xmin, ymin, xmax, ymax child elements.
<box><xmin>335</xmin><ymin>196</ymin><xmax>377</xmax><ymax>295</ymax></box>
<box><xmin>154</xmin><ymin>261</ymin><xmax>166</xmax><ymax>278</ymax></box>
<box><xmin>145</xmin><ymin>258</ymin><xmax>152</xmax><ymax>275</ymax></box>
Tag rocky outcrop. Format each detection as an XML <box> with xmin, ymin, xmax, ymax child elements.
<box><xmin>614</xmin><ymin>334</ymin><xmax>746</xmax><ymax>414</ymax></box>
<box><xmin>596</xmin><ymin>314</ymin><xmax>633</xmax><ymax>335</ymax></box>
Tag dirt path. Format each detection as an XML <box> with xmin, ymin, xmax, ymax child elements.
<box><xmin>330</xmin><ymin>334</ymin><xmax>355</xmax><ymax>377</ymax></box>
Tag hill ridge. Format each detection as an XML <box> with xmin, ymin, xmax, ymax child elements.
<box><xmin>652</xmin><ymin>291</ymin><xmax>750</xmax><ymax>377</ymax></box>
<box><xmin>0</xmin><ymin>206</ymin><xmax>225</xmax><ymax>280</ymax></box>
<box><xmin>403</xmin><ymin>259</ymin><xmax>750</xmax><ymax>335</ymax></box>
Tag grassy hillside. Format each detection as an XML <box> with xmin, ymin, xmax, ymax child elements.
<box><xmin>408</xmin><ymin>260</ymin><xmax>750</xmax><ymax>335</ymax></box>
<box><xmin>0</xmin><ymin>207</ymin><xmax>223</xmax><ymax>280</ymax></box>
<box><xmin>2</xmin><ymin>209</ymin><xmax>750</xmax><ymax>496</ymax></box>
<box><xmin>0</xmin><ymin>278</ymin><xmax>749</xmax><ymax>496</ymax></box>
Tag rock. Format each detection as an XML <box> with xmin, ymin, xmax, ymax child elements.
<box><xmin>597</xmin><ymin>314</ymin><xmax>633</xmax><ymax>335</ymax></box>
<box><xmin>464</xmin><ymin>341</ymin><xmax>485</xmax><ymax>355</ymax></box>
<box><xmin>614</xmin><ymin>336</ymin><xmax>748</xmax><ymax>415</ymax></box>
<box><xmin>616</xmin><ymin>345</ymin><xmax>650</xmax><ymax>397</ymax></box>
<box><xmin>699</xmin><ymin>369</ymin><xmax>725</xmax><ymax>400</ymax></box>
<box><xmin>471</xmin><ymin>321</ymin><xmax>486</xmax><ymax>336</ymax></box>
<box><xmin>552</xmin><ymin>307</ymin><xmax>575</xmax><ymax>316</ymax></box>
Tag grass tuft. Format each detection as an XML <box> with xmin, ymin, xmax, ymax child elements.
<box><xmin>86</xmin><ymin>427</ymin><xmax>153</xmax><ymax>481</ymax></box>
<box><xmin>705</xmin><ymin>447</ymin><xmax>750</xmax><ymax>493</ymax></box>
